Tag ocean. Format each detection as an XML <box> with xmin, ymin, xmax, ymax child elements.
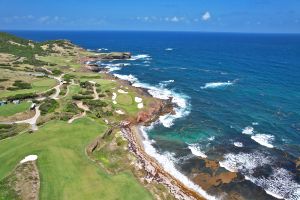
<box><xmin>11</xmin><ymin>31</ymin><xmax>300</xmax><ymax>200</ymax></box>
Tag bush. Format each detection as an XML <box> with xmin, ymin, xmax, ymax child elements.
<box><xmin>72</xmin><ymin>95</ymin><xmax>93</xmax><ymax>100</ymax></box>
<box><xmin>63</xmin><ymin>74</ymin><xmax>76</xmax><ymax>82</ymax></box>
<box><xmin>7</xmin><ymin>93</ymin><xmax>37</xmax><ymax>101</ymax></box>
<box><xmin>0</xmin><ymin>78</ymin><xmax>8</xmax><ymax>82</ymax></box>
<box><xmin>82</xmin><ymin>99</ymin><xmax>108</xmax><ymax>110</ymax></box>
<box><xmin>40</xmin><ymin>99</ymin><xmax>59</xmax><ymax>115</ymax></box>
<box><xmin>52</xmin><ymin>69</ymin><xmax>62</xmax><ymax>76</ymax></box>
<box><xmin>43</xmin><ymin>89</ymin><xmax>56</xmax><ymax>97</ymax></box>
<box><xmin>12</xmin><ymin>80</ymin><xmax>32</xmax><ymax>89</ymax></box>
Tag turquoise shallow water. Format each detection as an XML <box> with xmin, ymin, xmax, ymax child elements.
<box><xmin>12</xmin><ymin>31</ymin><xmax>300</xmax><ymax>199</ymax></box>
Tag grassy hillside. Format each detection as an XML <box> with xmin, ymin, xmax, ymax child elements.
<box><xmin>0</xmin><ymin>119</ymin><xmax>152</xmax><ymax>200</ymax></box>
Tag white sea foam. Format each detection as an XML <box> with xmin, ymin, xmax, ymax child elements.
<box><xmin>104</xmin><ymin>63</ymin><xmax>131</xmax><ymax>72</ymax></box>
<box><xmin>233</xmin><ymin>142</ymin><xmax>244</xmax><ymax>147</ymax></box>
<box><xmin>219</xmin><ymin>152</ymin><xmax>300</xmax><ymax>199</ymax></box>
<box><xmin>165</xmin><ymin>48</ymin><xmax>173</xmax><ymax>51</ymax></box>
<box><xmin>188</xmin><ymin>144</ymin><xmax>207</xmax><ymax>158</ymax></box>
<box><xmin>201</xmin><ymin>81</ymin><xmax>234</xmax><ymax>89</ymax></box>
<box><xmin>252</xmin><ymin>122</ymin><xmax>259</xmax><ymax>126</ymax></box>
<box><xmin>250</xmin><ymin>168</ymin><xmax>300</xmax><ymax>200</ymax></box>
<box><xmin>208</xmin><ymin>136</ymin><xmax>215</xmax><ymax>141</ymax></box>
<box><xmin>242</xmin><ymin>126</ymin><xmax>254</xmax><ymax>135</ymax></box>
<box><xmin>129</xmin><ymin>54</ymin><xmax>151</xmax><ymax>60</ymax></box>
<box><xmin>219</xmin><ymin>152</ymin><xmax>272</xmax><ymax>173</ymax></box>
<box><xmin>251</xmin><ymin>134</ymin><xmax>275</xmax><ymax>148</ymax></box>
<box><xmin>20</xmin><ymin>155</ymin><xmax>38</xmax><ymax>164</ymax></box>
<box><xmin>113</xmin><ymin>74</ymin><xmax>138</xmax><ymax>83</ymax></box>
<box><xmin>128</xmin><ymin>79</ymin><xmax>190</xmax><ymax>128</ymax></box>
<box><xmin>140</xmin><ymin>126</ymin><xmax>217</xmax><ymax>200</ymax></box>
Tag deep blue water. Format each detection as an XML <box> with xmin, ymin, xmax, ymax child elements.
<box><xmin>9</xmin><ymin>31</ymin><xmax>300</xmax><ymax>200</ymax></box>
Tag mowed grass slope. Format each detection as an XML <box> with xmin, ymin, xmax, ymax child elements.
<box><xmin>0</xmin><ymin>119</ymin><xmax>152</xmax><ymax>200</ymax></box>
<box><xmin>0</xmin><ymin>78</ymin><xmax>57</xmax><ymax>99</ymax></box>
<box><xmin>0</xmin><ymin>102</ymin><xmax>31</xmax><ymax>117</ymax></box>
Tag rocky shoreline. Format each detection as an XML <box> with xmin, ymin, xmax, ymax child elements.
<box><xmin>120</xmin><ymin>125</ymin><xmax>205</xmax><ymax>200</ymax></box>
<box><xmin>83</xmin><ymin>52</ymin><xmax>207</xmax><ymax>200</ymax></box>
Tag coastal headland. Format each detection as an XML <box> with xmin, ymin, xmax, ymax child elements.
<box><xmin>0</xmin><ymin>32</ymin><xmax>208</xmax><ymax>200</ymax></box>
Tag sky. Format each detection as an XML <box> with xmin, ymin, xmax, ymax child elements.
<box><xmin>0</xmin><ymin>0</ymin><xmax>300</xmax><ymax>33</ymax></box>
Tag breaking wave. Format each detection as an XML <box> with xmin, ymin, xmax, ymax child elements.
<box><xmin>219</xmin><ymin>152</ymin><xmax>299</xmax><ymax>199</ymax></box>
<box><xmin>114</xmin><ymin>74</ymin><xmax>190</xmax><ymax>128</ymax></box>
<box><xmin>140</xmin><ymin>126</ymin><xmax>217</xmax><ymax>200</ymax></box>
<box><xmin>129</xmin><ymin>54</ymin><xmax>151</xmax><ymax>61</ymax></box>
<box><xmin>201</xmin><ymin>81</ymin><xmax>234</xmax><ymax>89</ymax></box>
<box><xmin>188</xmin><ymin>143</ymin><xmax>207</xmax><ymax>158</ymax></box>
<box><xmin>251</xmin><ymin>134</ymin><xmax>275</xmax><ymax>148</ymax></box>
<box><xmin>242</xmin><ymin>126</ymin><xmax>254</xmax><ymax>135</ymax></box>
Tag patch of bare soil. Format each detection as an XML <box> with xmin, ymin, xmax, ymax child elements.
<box><xmin>0</xmin><ymin>161</ymin><xmax>40</xmax><ymax>200</ymax></box>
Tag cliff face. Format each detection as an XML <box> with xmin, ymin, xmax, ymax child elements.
<box><xmin>136</xmin><ymin>97</ymin><xmax>174</xmax><ymax>124</ymax></box>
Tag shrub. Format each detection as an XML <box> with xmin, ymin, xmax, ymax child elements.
<box><xmin>12</xmin><ymin>80</ymin><xmax>32</xmax><ymax>89</ymax></box>
<box><xmin>72</xmin><ymin>95</ymin><xmax>93</xmax><ymax>100</ymax></box>
<box><xmin>7</xmin><ymin>93</ymin><xmax>37</xmax><ymax>101</ymax></box>
<box><xmin>40</xmin><ymin>99</ymin><xmax>59</xmax><ymax>115</ymax></box>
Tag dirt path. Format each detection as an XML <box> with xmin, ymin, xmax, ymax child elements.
<box><xmin>93</xmin><ymin>85</ymin><xmax>99</xmax><ymax>100</ymax></box>
<box><xmin>50</xmin><ymin>74</ymin><xmax>64</xmax><ymax>100</ymax></box>
<box><xmin>68</xmin><ymin>101</ymin><xmax>89</xmax><ymax>124</ymax></box>
<box><xmin>1</xmin><ymin>106</ymin><xmax>41</xmax><ymax>131</ymax></box>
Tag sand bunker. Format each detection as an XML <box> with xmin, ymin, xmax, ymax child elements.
<box><xmin>20</xmin><ymin>155</ymin><xmax>38</xmax><ymax>164</ymax></box>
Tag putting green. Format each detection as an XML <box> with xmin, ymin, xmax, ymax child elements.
<box><xmin>0</xmin><ymin>118</ymin><xmax>152</xmax><ymax>200</ymax></box>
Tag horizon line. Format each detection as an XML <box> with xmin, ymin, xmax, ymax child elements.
<box><xmin>1</xmin><ymin>29</ymin><xmax>300</xmax><ymax>35</ymax></box>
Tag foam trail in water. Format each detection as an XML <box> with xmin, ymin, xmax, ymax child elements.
<box><xmin>140</xmin><ymin>126</ymin><xmax>217</xmax><ymax>200</ymax></box>
<box><xmin>129</xmin><ymin>54</ymin><xmax>151</xmax><ymax>61</ymax></box>
<box><xmin>188</xmin><ymin>144</ymin><xmax>207</xmax><ymax>158</ymax></box>
<box><xmin>201</xmin><ymin>81</ymin><xmax>234</xmax><ymax>89</ymax></box>
<box><xmin>242</xmin><ymin>126</ymin><xmax>254</xmax><ymax>135</ymax></box>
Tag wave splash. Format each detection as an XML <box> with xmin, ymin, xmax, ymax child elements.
<box><xmin>140</xmin><ymin>126</ymin><xmax>217</xmax><ymax>200</ymax></box>
<box><xmin>201</xmin><ymin>81</ymin><xmax>234</xmax><ymax>89</ymax></box>
<box><xmin>188</xmin><ymin>143</ymin><xmax>207</xmax><ymax>158</ymax></box>
<box><xmin>219</xmin><ymin>152</ymin><xmax>300</xmax><ymax>200</ymax></box>
<box><xmin>251</xmin><ymin>134</ymin><xmax>275</xmax><ymax>148</ymax></box>
<box><xmin>114</xmin><ymin>74</ymin><xmax>190</xmax><ymax>128</ymax></box>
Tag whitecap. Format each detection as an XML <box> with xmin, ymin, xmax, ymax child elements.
<box><xmin>219</xmin><ymin>151</ymin><xmax>272</xmax><ymax>173</ymax></box>
<box><xmin>208</xmin><ymin>136</ymin><xmax>215</xmax><ymax>141</ymax></box>
<box><xmin>242</xmin><ymin>126</ymin><xmax>254</xmax><ymax>135</ymax></box>
<box><xmin>113</xmin><ymin>74</ymin><xmax>138</xmax><ymax>83</ymax></box>
<box><xmin>201</xmin><ymin>81</ymin><xmax>234</xmax><ymax>89</ymax></box>
<box><xmin>129</xmin><ymin>54</ymin><xmax>151</xmax><ymax>61</ymax></box>
<box><xmin>233</xmin><ymin>142</ymin><xmax>244</xmax><ymax>147</ymax></box>
<box><xmin>132</xmin><ymin>80</ymin><xmax>190</xmax><ymax>128</ymax></box>
<box><xmin>249</xmin><ymin>168</ymin><xmax>300</xmax><ymax>200</ymax></box>
<box><xmin>252</xmin><ymin>122</ymin><xmax>259</xmax><ymax>126</ymax></box>
<box><xmin>251</xmin><ymin>134</ymin><xmax>275</xmax><ymax>148</ymax></box>
<box><xmin>188</xmin><ymin>144</ymin><xmax>207</xmax><ymax>158</ymax></box>
<box><xmin>140</xmin><ymin>126</ymin><xmax>217</xmax><ymax>200</ymax></box>
<box><xmin>165</xmin><ymin>48</ymin><xmax>173</xmax><ymax>51</ymax></box>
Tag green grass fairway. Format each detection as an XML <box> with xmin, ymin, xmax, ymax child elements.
<box><xmin>37</xmin><ymin>55</ymin><xmax>81</xmax><ymax>69</ymax></box>
<box><xmin>0</xmin><ymin>102</ymin><xmax>31</xmax><ymax>117</ymax></box>
<box><xmin>0</xmin><ymin>78</ymin><xmax>57</xmax><ymax>99</ymax></box>
<box><xmin>0</xmin><ymin>119</ymin><xmax>152</xmax><ymax>200</ymax></box>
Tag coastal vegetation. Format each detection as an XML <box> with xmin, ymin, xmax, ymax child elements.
<box><xmin>0</xmin><ymin>32</ymin><xmax>176</xmax><ymax>200</ymax></box>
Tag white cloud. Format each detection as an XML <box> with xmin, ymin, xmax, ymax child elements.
<box><xmin>202</xmin><ymin>11</ymin><xmax>211</xmax><ymax>21</ymax></box>
<box><xmin>38</xmin><ymin>16</ymin><xmax>50</xmax><ymax>23</ymax></box>
<box><xmin>170</xmin><ymin>16</ymin><xmax>179</xmax><ymax>22</ymax></box>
